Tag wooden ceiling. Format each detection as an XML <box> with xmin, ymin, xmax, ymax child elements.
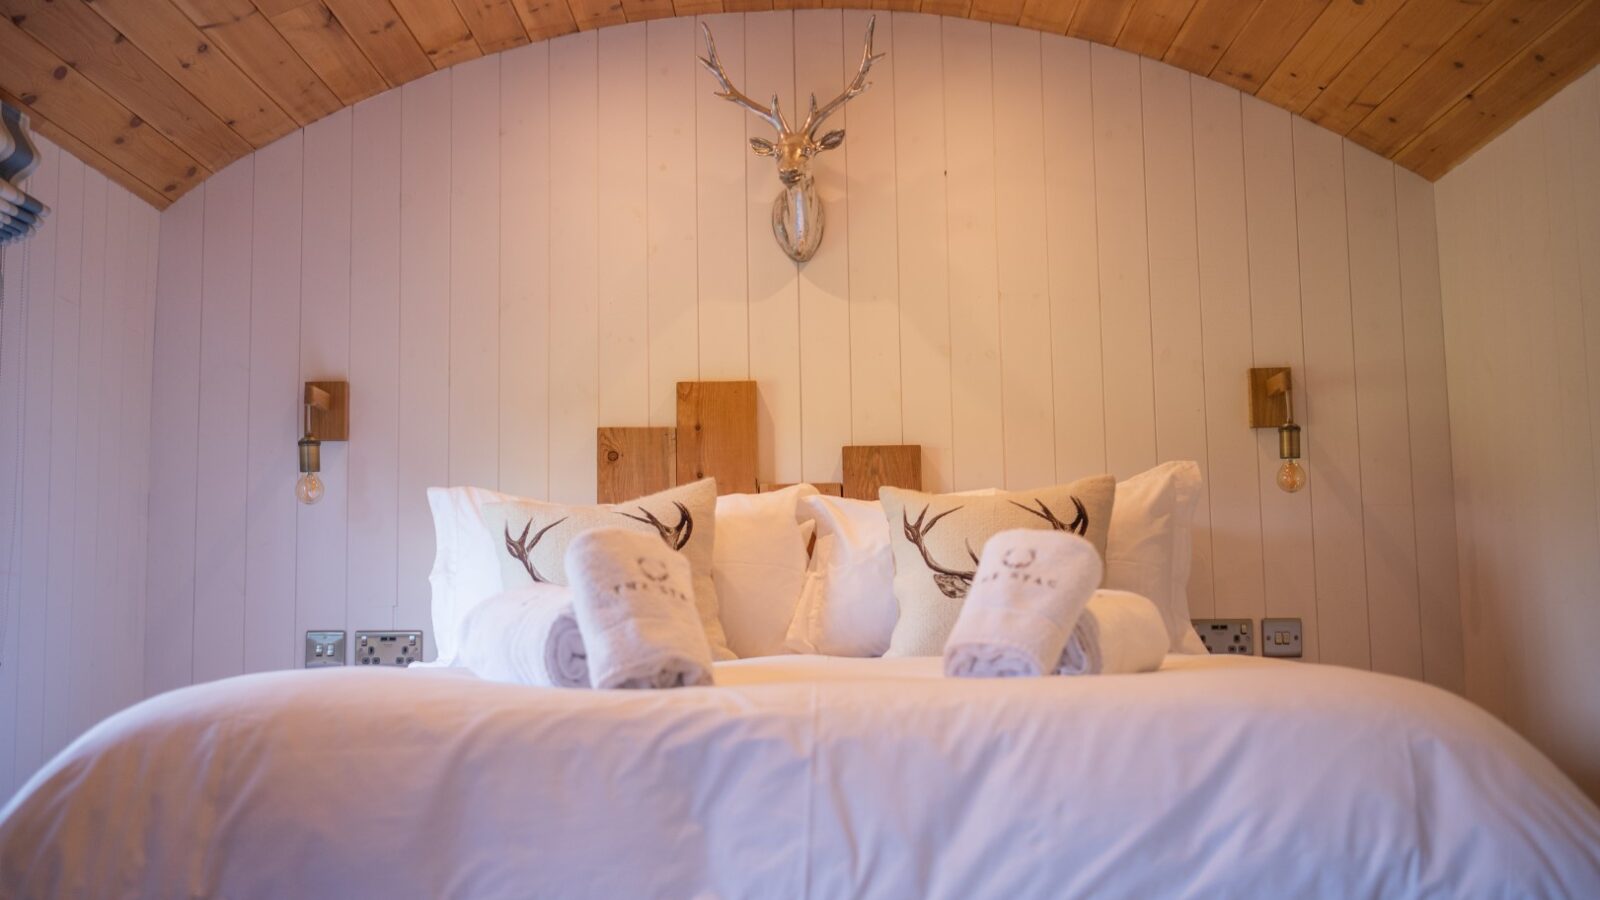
<box><xmin>2</xmin><ymin>0</ymin><xmax>1598</xmax><ymax>209</ymax></box>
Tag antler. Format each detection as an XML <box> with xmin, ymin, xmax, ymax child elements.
<box><xmin>802</xmin><ymin>16</ymin><xmax>885</xmax><ymax>136</ymax></box>
<box><xmin>505</xmin><ymin>516</ymin><xmax>568</xmax><ymax>583</ymax></box>
<box><xmin>1009</xmin><ymin>497</ymin><xmax>1089</xmax><ymax>536</ymax></box>
<box><xmin>616</xmin><ymin>501</ymin><xmax>695</xmax><ymax>551</ymax></box>
<box><xmin>903</xmin><ymin>505</ymin><xmax>977</xmax><ymax>598</ymax></box>
<box><xmin>698</xmin><ymin>23</ymin><xmax>790</xmax><ymax>134</ymax></box>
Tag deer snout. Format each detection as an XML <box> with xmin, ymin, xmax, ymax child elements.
<box><xmin>777</xmin><ymin>166</ymin><xmax>804</xmax><ymax>186</ymax></box>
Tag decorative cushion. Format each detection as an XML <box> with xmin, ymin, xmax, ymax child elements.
<box><xmin>880</xmin><ymin>476</ymin><xmax>1116</xmax><ymax>656</ymax></box>
<box><xmin>481</xmin><ymin>479</ymin><xmax>732</xmax><ymax>660</ymax></box>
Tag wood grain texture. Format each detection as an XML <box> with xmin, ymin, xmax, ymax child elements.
<box><xmin>168</xmin><ymin>0</ymin><xmax>343</xmax><ymax>124</ymax></box>
<box><xmin>597</xmin><ymin>427</ymin><xmax>678</xmax><ymax>502</ymax></box>
<box><xmin>676</xmin><ymin>380</ymin><xmax>759</xmax><ymax>494</ymax></box>
<box><xmin>271</xmin><ymin>0</ymin><xmax>391</xmax><ymax>104</ymax></box>
<box><xmin>1255</xmin><ymin>0</ymin><xmax>1405</xmax><ymax>115</ymax></box>
<box><xmin>1208</xmin><ymin>0</ymin><xmax>1329</xmax><ymax>94</ymax></box>
<box><xmin>843</xmin><ymin>444</ymin><xmax>921</xmax><ymax>499</ymax></box>
<box><xmin>322</xmin><ymin>0</ymin><xmax>437</xmax><ymax>85</ymax></box>
<box><xmin>1115</xmin><ymin>0</ymin><xmax>1196</xmax><ymax>58</ymax></box>
<box><xmin>1162</xmin><ymin>0</ymin><xmax>1260</xmax><ymax>76</ymax></box>
<box><xmin>456</xmin><ymin>0</ymin><xmax>535</xmax><ymax>52</ymax></box>
<box><xmin>389</xmin><ymin>0</ymin><xmax>482</xmax><ymax>64</ymax></box>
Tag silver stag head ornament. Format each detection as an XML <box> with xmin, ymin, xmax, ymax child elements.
<box><xmin>699</xmin><ymin>18</ymin><xmax>884</xmax><ymax>262</ymax></box>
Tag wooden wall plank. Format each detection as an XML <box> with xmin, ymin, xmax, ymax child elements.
<box><xmin>347</xmin><ymin>88</ymin><xmax>404</xmax><ymax>637</ymax></box>
<box><xmin>843</xmin><ymin>444</ymin><xmax>921</xmax><ymax>499</ymax></box>
<box><xmin>0</xmin><ymin>236</ymin><xmax>19</xmax><ymax>794</ymax></box>
<box><xmin>676</xmin><ymin>380</ymin><xmax>759</xmax><ymax>492</ymax></box>
<box><xmin>625</xmin><ymin>0</ymin><xmax>679</xmax><ymax>21</ymax></box>
<box><xmin>1017</xmin><ymin>0</ymin><xmax>1078</xmax><ymax>34</ymax></box>
<box><xmin>169</xmin><ymin>0</ymin><xmax>342</xmax><ymax>125</ymax></box>
<box><xmin>1090</xmin><ymin>43</ymin><xmax>1156</xmax><ymax>479</ymax></box>
<box><xmin>597</xmin><ymin>427</ymin><xmax>678</xmax><ymax>501</ymax></box>
<box><xmin>842</xmin><ymin>9</ymin><xmax>901</xmax><ymax>446</ymax></box>
<box><xmin>548</xmin><ymin>31</ymin><xmax>601</xmax><ymax>502</ymax></box>
<box><xmin>1115</xmin><ymin>0</ymin><xmax>1197</xmax><ymax>58</ymax></box>
<box><xmin>1208</xmin><ymin>0</ymin><xmax>1328</xmax><ymax>94</ymax></box>
<box><xmin>498</xmin><ymin>42</ymin><xmax>553</xmax><ymax>499</ymax></box>
<box><xmin>1162</xmin><ymin>0</ymin><xmax>1261</xmax><ymax>77</ymax></box>
<box><xmin>513</xmin><ymin>0</ymin><xmax>580</xmax><ymax>40</ymax></box>
<box><xmin>190</xmin><ymin>159</ymin><xmax>254</xmax><ymax>685</ymax></box>
<box><xmin>396</xmin><ymin>70</ymin><xmax>453</xmax><ymax>643</ymax></box>
<box><xmin>448</xmin><ymin>56</ymin><xmax>502</xmax><ymax>489</ymax></box>
<box><xmin>456</xmin><ymin>0</ymin><xmax>534</xmax><ymax>53</ymax></box>
<box><xmin>64</xmin><ymin>171</ymin><xmax>105</xmax><ymax>742</ymax></box>
<box><xmin>1068</xmin><ymin>0</ymin><xmax>1135</xmax><ymax>46</ymax></box>
<box><xmin>242</xmin><ymin>131</ymin><xmax>302</xmax><ymax>673</ymax></box>
<box><xmin>1345</xmin><ymin>142</ymin><xmax>1424</xmax><ymax>679</ymax></box>
<box><xmin>123</xmin><ymin>201</ymin><xmax>162</xmax><ymax>706</ymax></box>
<box><xmin>296</xmin><ymin>109</ymin><xmax>354</xmax><ymax>644</ymax></box>
<box><xmin>1191</xmin><ymin>76</ymin><xmax>1264</xmax><ymax>624</ymax></box>
<box><xmin>598</xmin><ymin>23</ymin><xmax>650</xmax><ymax>426</ymax></box>
<box><xmin>569</xmin><ymin>0</ymin><xmax>629</xmax><ymax>30</ymax></box>
<box><xmin>1140</xmin><ymin>58</ymin><xmax>1212</xmax><ymax>615</ymax></box>
<box><xmin>744</xmin><ymin>10</ymin><xmax>801</xmax><ymax>484</ymax></box>
<box><xmin>1240</xmin><ymin>96</ymin><xmax>1317</xmax><ymax>658</ymax></box>
<box><xmin>87</xmin><ymin>186</ymin><xmax>127</xmax><ymax>725</ymax></box>
<box><xmin>1255</xmin><ymin>0</ymin><xmax>1405</xmax><ymax>116</ymax></box>
<box><xmin>388</xmin><ymin>0</ymin><xmax>482</xmax><ymax>66</ymax></box>
<box><xmin>942</xmin><ymin>17</ymin><xmax>1004</xmax><ymax>491</ymax></box>
<box><xmin>892</xmin><ymin>10</ymin><xmax>953</xmax><ymax>492</ymax></box>
<box><xmin>322</xmin><ymin>0</ymin><xmax>436</xmax><ymax>86</ymax></box>
<box><xmin>1041</xmin><ymin>35</ymin><xmax>1105</xmax><ymax>482</ymax></box>
<box><xmin>992</xmin><ymin>25</ymin><xmax>1055</xmax><ymax>490</ymax></box>
<box><xmin>647</xmin><ymin>17</ymin><xmax>703</xmax><ymax>428</ymax></box>
<box><xmin>795</xmin><ymin>9</ymin><xmax>851</xmax><ymax>484</ymax></box>
<box><xmin>695</xmin><ymin>13</ymin><xmax>750</xmax><ymax>381</ymax></box>
<box><xmin>270</xmin><ymin>0</ymin><xmax>391</xmax><ymax>105</ymax></box>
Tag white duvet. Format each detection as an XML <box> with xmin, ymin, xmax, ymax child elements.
<box><xmin>2</xmin><ymin>655</ymin><xmax>1597</xmax><ymax>898</ymax></box>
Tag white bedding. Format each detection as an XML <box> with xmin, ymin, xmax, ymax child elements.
<box><xmin>2</xmin><ymin>655</ymin><xmax>1597</xmax><ymax>898</ymax></box>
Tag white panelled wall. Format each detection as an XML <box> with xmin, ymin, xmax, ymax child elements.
<box><xmin>141</xmin><ymin>10</ymin><xmax>1461</xmax><ymax>694</ymax></box>
<box><xmin>0</xmin><ymin>140</ymin><xmax>161</xmax><ymax>800</ymax></box>
<box><xmin>1435</xmin><ymin>67</ymin><xmax>1600</xmax><ymax>801</ymax></box>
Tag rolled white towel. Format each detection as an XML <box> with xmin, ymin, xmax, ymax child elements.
<box><xmin>566</xmin><ymin>528</ymin><xmax>714</xmax><ymax>690</ymax></box>
<box><xmin>457</xmin><ymin>586</ymin><xmax>589</xmax><ymax>688</ymax></box>
<box><xmin>1058</xmin><ymin>590</ymin><xmax>1168</xmax><ymax>676</ymax></box>
<box><xmin>944</xmin><ymin>529</ymin><xmax>1104</xmax><ymax>678</ymax></box>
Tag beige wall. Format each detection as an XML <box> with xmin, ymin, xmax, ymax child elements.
<box><xmin>1435</xmin><ymin>66</ymin><xmax>1600</xmax><ymax>800</ymax></box>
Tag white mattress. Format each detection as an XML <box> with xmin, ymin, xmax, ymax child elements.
<box><xmin>2</xmin><ymin>654</ymin><xmax>1597</xmax><ymax>898</ymax></box>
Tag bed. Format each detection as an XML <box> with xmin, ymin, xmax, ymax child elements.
<box><xmin>2</xmin><ymin>653</ymin><xmax>1596</xmax><ymax>897</ymax></box>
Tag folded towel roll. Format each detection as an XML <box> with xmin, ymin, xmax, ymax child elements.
<box><xmin>943</xmin><ymin>529</ymin><xmax>1104</xmax><ymax>678</ymax></box>
<box><xmin>1058</xmin><ymin>589</ymin><xmax>1168</xmax><ymax>676</ymax></box>
<box><xmin>457</xmin><ymin>585</ymin><xmax>589</xmax><ymax>688</ymax></box>
<box><xmin>566</xmin><ymin>528</ymin><xmax>714</xmax><ymax>690</ymax></box>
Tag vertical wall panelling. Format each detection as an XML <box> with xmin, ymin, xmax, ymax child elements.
<box><xmin>9</xmin><ymin>140</ymin><xmax>57</xmax><ymax>791</ymax></box>
<box><xmin>1041</xmin><ymin>36</ymin><xmax>1107</xmax><ymax>485</ymax></box>
<box><xmin>297</xmin><ymin>110</ymin><xmax>355</xmax><ymax>647</ymax></box>
<box><xmin>191</xmin><ymin>160</ymin><xmax>255</xmax><ymax>685</ymax></box>
<box><xmin>548</xmin><ymin>32</ymin><xmax>601</xmax><ymax>503</ymax></box>
<box><xmin>1345</xmin><ymin>142</ymin><xmax>1425</xmax><ymax>680</ymax></box>
<box><xmin>991</xmin><ymin>26</ymin><xmax>1055</xmax><ymax>492</ymax></box>
<box><xmin>1290</xmin><ymin>115</ymin><xmax>1367</xmax><ymax>670</ymax></box>
<box><xmin>1190</xmin><ymin>78</ymin><xmax>1264</xmax><ymax>624</ymax></box>
<box><xmin>598</xmin><ymin>24</ymin><xmax>649</xmax><ymax>428</ymax></box>
<box><xmin>243</xmin><ymin>132</ymin><xmax>305</xmax><ymax>673</ymax></box>
<box><xmin>396</xmin><ymin>71</ymin><xmax>453</xmax><ymax>639</ymax></box>
<box><xmin>1240</xmin><ymin>98</ymin><xmax>1319</xmax><ymax>660</ymax></box>
<box><xmin>941</xmin><ymin>16</ymin><xmax>1004</xmax><ymax>492</ymax></box>
<box><xmin>842</xmin><ymin>9</ymin><xmax>900</xmax><ymax>447</ymax></box>
<box><xmin>92</xmin><ymin>187</ymin><xmax>131</xmax><ymax>726</ymax></box>
<box><xmin>0</xmin><ymin>239</ymin><xmax>19</xmax><ymax>793</ymax></box>
<box><xmin>121</xmin><ymin>202</ymin><xmax>161</xmax><ymax>710</ymax></box>
<box><xmin>67</xmin><ymin>170</ymin><xmax>105</xmax><ymax>741</ymax></box>
<box><xmin>694</xmin><ymin>13</ymin><xmax>750</xmax><ymax>382</ymax></box>
<box><xmin>647</xmin><ymin>18</ymin><xmax>702</xmax><ymax>431</ymax></box>
<box><xmin>1138</xmin><ymin>58</ymin><xmax>1213</xmax><ymax>616</ymax></box>
<box><xmin>891</xmin><ymin>11</ymin><xmax>953</xmax><ymax>493</ymax></box>
<box><xmin>498</xmin><ymin>43</ymin><xmax>553</xmax><ymax>501</ymax></box>
<box><xmin>348</xmin><ymin>89</ymin><xmax>404</xmax><ymax>639</ymax></box>
<box><xmin>449</xmin><ymin>56</ymin><xmax>503</xmax><ymax>492</ymax></box>
<box><xmin>1394</xmin><ymin>169</ymin><xmax>1463</xmax><ymax>692</ymax></box>
<box><xmin>744</xmin><ymin>11</ymin><xmax>801</xmax><ymax>486</ymax></box>
<box><xmin>143</xmin><ymin>172</ymin><xmax>199</xmax><ymax>699</ymax></box>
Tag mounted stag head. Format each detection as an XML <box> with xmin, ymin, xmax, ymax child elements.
<box><xmin>699</xmin><ymin>17</ymin><xmax>884</xmax><ymax>262</ymax></box>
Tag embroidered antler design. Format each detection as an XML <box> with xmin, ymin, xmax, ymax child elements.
<box><xmin>903</xmin><ymin>505</ymin><xmax>981</xmax><ymax>599</ymax></box>
<box><xmin>616</xmin><ymin>502</ymin><xmax>694</xmax><ymax>551</ymax></box>
<box><xmin>1009</xmin><ymin>497</ymin><xmax>1089</xmax><ymax>535</ymax></box>
<box><xmin>505</xmin><ymin>517</ymin><xmax>568</xmax><ymax>583</ymax></box>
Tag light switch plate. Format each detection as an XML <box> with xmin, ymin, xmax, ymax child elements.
<box><xmin>305</xmin><ymin>631</ymin><xmax>346</xmax><ymax>667</ymax></box>
<box><xmin>1261</xmin><ymin>617</ymin><xmax>1303</xmax><ymax>658</ymax></box>
<box><xmin>354</xmin><ymin>631</ymin><xmax>424</xmax><ymax>667</ymax></box>
<box><xmin>1192</xmin><ymin>618</ymin><xmax>1254</xmax><ymax>656</ymax></box>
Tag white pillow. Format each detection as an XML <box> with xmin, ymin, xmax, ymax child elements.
<box><xmin>1102</xmin><ymin>461</ymin><xmax>1207</xmax><ymax>653</ymax></box>
<box><xmin>713</xmin><ymin>484</ymin><xmax>818</xmax><ymax>658</ymax></box>
<box><xmin>426</xmin><ymin>485</ymin><xmax>516</xmax><ymax>667</ymax></box>
<box><xmin>784</xmin><ymin>464</ymin><xmax>1208</xmax><ymax>656</ymax></box>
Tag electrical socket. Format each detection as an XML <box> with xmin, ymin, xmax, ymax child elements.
<box><xmin>1191</xmin><ymin>618</ymin><xmax>1254</xmax><ymax>656</ymax></box>
<box><xmin>305</xmin><ymin>631</ymin><xmax>346</xmax><ymax>667</ymax></box>
<box><xmin>353</xmin><ymin>631</ymin><xmax>424</xmax><ymax>667</ymax></box>
<box><xmin>1261</xmin><ymin>618</ymin><xmax>1303</xmax><ymax>658</ymax></box>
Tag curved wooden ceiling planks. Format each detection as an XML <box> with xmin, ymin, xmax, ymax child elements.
<box><xmin>1</xmin><ymin>0</ymin><xmax>1597</xmax><ymax>209</ymax></box>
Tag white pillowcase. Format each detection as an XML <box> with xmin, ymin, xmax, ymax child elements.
<box><xmin>426</xmin><ymin>485</ymin><xmax>515</xmax><ymax>667</ymax></box>
<box><xmin>713</xmin><ymin>485</ymin><xmax>818</xmax><ymax>658</ymax></box>
<box><xmin>784</xmin><ymin>463</ymin><xmax>1208</xmax><ymax>656</ymax></box>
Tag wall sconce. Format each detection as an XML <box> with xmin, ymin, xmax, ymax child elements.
<box><xmin>1249</xmin><ymin>367</ymin><xmax>1306</xmax><ymax>494</ymax></box>
<box><xmin>298</xmin><ymin>382</ymin><xmax>348</xmax><ymax>505</ymax></box>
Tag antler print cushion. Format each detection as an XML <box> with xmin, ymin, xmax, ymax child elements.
<box><xmin>481</xmin><ymin>478</ymin><xmax>732</xmax><ymax>661</ymax></box>
<box><xmin>880</xmin><ymin>475</ymin><xmax>1116</xmax><ymax>657</ymax></box>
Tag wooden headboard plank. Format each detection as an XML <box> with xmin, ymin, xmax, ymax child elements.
<box><xmin>676</xmin><ymin>381</ymin><xmax>758</xmax><ymax>495</ymax></box>
<box><xmin>842</xmin><ymin>445</ymin><xmax>922</xmax><ymax>500</ymax></box>
<box><xmin>596</xmin><ymin>427</ymin><xmax>676</xmax><ymax>503</ymax></box>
